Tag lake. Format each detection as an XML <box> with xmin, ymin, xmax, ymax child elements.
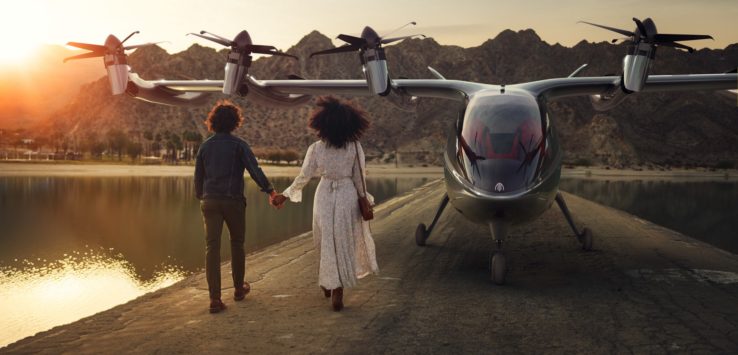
<box><xmin>560</xmin><ymin>177</ymin><xmax>738</xmax><ymax>255</ymax></box>
<box><xmin>0</xmin><ymin>175</ymin><xmax>430</xmax><ymax>347</ymax></box>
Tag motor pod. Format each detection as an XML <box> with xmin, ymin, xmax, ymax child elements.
<box><xmin>622</xmin><ymin>43</ymin><xmax>654</xmax><ymax>92</ymax></box>
<box><xmin>104</xmin><ymin>53</ymin><xmax>129</xmax><ymax>95</ymax></box>
<box><xmin>223</xmin><ymin>51</ymin><xmax>252</xmax><ymax>96</ymax></box>
<box><xmin>361</xmin><ymin>48</ymin><xmax>391</xmax><ymax>96</ymax></box>
<box><xmin>589</xmin><ymin>84</ymin><xmax>629</xmax><ymax>111</ymax></box>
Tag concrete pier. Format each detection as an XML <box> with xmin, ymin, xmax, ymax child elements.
<box><xmin>4</xmin><ymin>179</ymin><xmax>738</xmax><ymax>354</ymax></box>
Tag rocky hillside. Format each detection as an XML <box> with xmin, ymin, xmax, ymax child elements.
<box><xmin>41</xmin><ymin>29</ymin><xmax>738</xmax><ymax>166</ymax></box>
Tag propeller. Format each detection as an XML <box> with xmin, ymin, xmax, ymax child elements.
<box><xmin>64</xmin><ymin>31</ymin><xmax>162</xmax><ymax>63</ymax></box>
<box><xmin>188</xmin><ymin>30</ymin><xmax>297</xmax><ymax>59</ymax></box>
<box><xmin>579</xmin><ymin>17</ymin><xmax>713</xmax><ymax>53</ymax></box>
<box><xmin>310</xmin><ymin>23</ymin><xmax>425</xmax><ymax>58</ymax></box>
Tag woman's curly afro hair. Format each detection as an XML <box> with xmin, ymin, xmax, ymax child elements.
<box><xmin>308</xmin><ymin>96</ymin><xmax>370</xmax><ymax>148</ymax></box>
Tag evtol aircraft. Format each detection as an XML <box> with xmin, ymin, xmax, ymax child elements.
<box><xmin>66</xmin><ymin>18</ymin><xmax>737</xmax><ymax>284</ymax></box>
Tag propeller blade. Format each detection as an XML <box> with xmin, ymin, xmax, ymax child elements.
<box><xmin>249</xmin><ymin>47</ymin><xmax>298</xmax><ymax>59</ymax></box>
<box><xmin>187</xmin><ymin>32</ymin><xmax>232</xmax><ymax>47</ymax></box>
<box><xmin>199</xmin><ymin>30</ymin><xmax>232</xmax><ymax>43</ymax></box>
<box><xmin>578</xmin><ymin>21</ymin><xmax>634</xmax><ymax>37</ymax></box>
<box><xmin>337</xmin><ymin>34</ymin><xmax>366</xmax><ymax>46</ymax></box>
<box><xmin>63</xmin><ymin>51</ymin><xmax>104</xmax><ymax>63</ymax></box>
<box><xmin>380</xmin><ymin>34</ymin><xmax>426</xmax><ymax>45</ymax></box>
<box><xmin>265</xmin><ymin>51</ymin><xmax>298</xmax><ymax>60</ymax></box>
<box><xmin>632</xmin><ymin>18</ymin><xmax>648</xmax><ymax>38</ymax></box>
<box><xmin>66</xmin><ymin>42</ymin><xmax>106</xmax><ymax>52</ymax></box>
<box><xmin>309</xmin><ymin>44</ymin><xmax>360</xmax><ymax>58</ymax></box>
<box><xmin>123</xmin><ymin>42</ymin><xmax>166</xmax><ymax>50</ymax></box>
<box><xmin>611</xmin><ymin>37</ymin><xmax>632</xmax><ymax>43</ymax></box>
<box><xmin>654</xmin><ymin>33</ymin><xmax>713</xmax><ymax>42</ymax></box>
<box><xmin>380</xmin><ymin>21</ymin><xmax>417</xmax><ymax>38</ymax></box>
<box><xmin>120</xmin><ymin>31</ymin><xmax>140</xmax><ymax>45</ymax></box>
<box><xmin>658</xmin><ymin>41</ymin><xmax>695</xmax><ymax>53</ymax></box>
<box><xmin>246</xmin><ymin>44</ymin><xmax>277</xmax><ymax>52</ymax></box>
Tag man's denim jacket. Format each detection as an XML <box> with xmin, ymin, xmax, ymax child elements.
<box><xmin>195</xmin><ymin>132</ymin><xmax>273</xmax><ymax>200</ymax></box>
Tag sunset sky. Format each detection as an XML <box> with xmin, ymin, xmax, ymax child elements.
<box><xmin>0</xmin><ymin>0</ymin><xmax>737</xmax><ymax>63</ymax></box>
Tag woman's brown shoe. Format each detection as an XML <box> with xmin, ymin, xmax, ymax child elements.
<box><xmin>331</xmin><ymin>287</ymin><xmax>343</xmax><ymax>311</ymax></box>
<box><xmin>320</xmin><ymin>286</ymin><xmax>331</xmax><ymax>298</ymax></box>
<box><xmin>209</xmin><ymin>299</ymin><xmax>227</xmax><ymax>314</ymax></box>
<box><xmin>234</xmin><ymin>282</ymin><xmax>251</xmax><ymax>301</ymax></box>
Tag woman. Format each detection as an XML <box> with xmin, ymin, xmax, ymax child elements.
<box><xmin>195</xmin><ymin>100</ymin><xmax>279</xmax><ymax>313</ymax></box>
<box><xmin>273</xmin><ymin>96</ymin><xmax>379</xmax><ymax>311</ymax></box>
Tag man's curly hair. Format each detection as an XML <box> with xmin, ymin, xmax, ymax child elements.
<box><xmin>205</xmin><ymin>100</ymin><xmax>244</xmax><ymax>133</ymax></box>
<box><xmin>309</xmin><ymin>96</ymin><xmax>370</xmax><ymax>148</ymax></box>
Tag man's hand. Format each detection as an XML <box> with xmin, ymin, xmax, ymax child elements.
<box><xmin>269</xmin><ymin>191</ymin><xmax>286</xmax><ymax>210</ymax></box>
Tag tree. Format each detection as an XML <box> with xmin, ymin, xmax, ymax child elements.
<box><xmin>182</xmin><ymin>130</ymin><xmax>203</xmax><ymax>161</ymax></box>
<box><xmin>91</xmin><ymin>141</ymin><xmax>106</xmax><ymax>159</ymax></box>
<box><xmin>106</xmin><ymin>129</ymin><xmax>128</xmax><ymax>161</ymax></box>
<box><xmin>126</xmin><ymin>141</ymin><xmax>143</xmax><ymax>161</ymax></box>
<box><xmin>282</xmin><ymin>149</ymin><xmax>300</xmax><ymax>165</ymax></box>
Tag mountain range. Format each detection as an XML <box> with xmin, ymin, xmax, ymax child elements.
<box><xmin>21</xmin><ymin>30</ymin><xmax>738</xmax><ymax>166</ymax></box>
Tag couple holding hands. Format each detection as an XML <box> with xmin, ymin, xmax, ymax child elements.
<box><xmin>194</xmin><ymin>96</ymin><xmax>378</xmax><ymax>313</ymax></box>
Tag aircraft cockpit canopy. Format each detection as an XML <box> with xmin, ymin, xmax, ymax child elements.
<box><xmin>458</xmin><ymin>93</ymin><xmax>549</xmax><ymax>193</ymax></box>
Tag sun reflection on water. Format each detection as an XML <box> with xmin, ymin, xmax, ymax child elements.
<box><xmin>0</xmin><ymin>250</ymin><xmax>187</xmax><ymax>348</ymax></box>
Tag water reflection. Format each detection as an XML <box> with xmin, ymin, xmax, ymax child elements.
<box><xmin>0</xmin><ymin>176</ymin><xmax>428</xmax><ymax>347</ymax></box>
<box><xmin>0</xmin><ymin>250</ymin><xmax>185</xmax><ymax>347</ymax></box>
<box><xmin>560</xmin><ymin>178</ymin><xmax>738</xmax><ymax>254</ymax></box>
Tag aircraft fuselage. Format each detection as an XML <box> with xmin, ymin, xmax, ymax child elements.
<box><xmin>443</xmin><ymin>89</ymin><xmax>563</xmax><ymax>226</ymax></box>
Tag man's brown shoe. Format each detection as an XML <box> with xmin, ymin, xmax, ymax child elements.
<box><xmin>209</xmin><ymin>299</ymin><xmax>226</xmax><ymax>314</ymax></box>
<box><xmin>320</xmin><ymin>286</ymin><xmax>331</xmax><ymax>298</ymax></box>
<box><xmin>234</xmin><ymin>283</ymin><xmax>251</xmax><ymax>301</ymax></box>
<box><xmin>331</xmin><ymin>287</ymin><xmax>343</xmax><ymax>311</ymax></box>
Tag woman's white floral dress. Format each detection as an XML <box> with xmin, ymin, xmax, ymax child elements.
<box><xmin>282</xmin><ymin>140</ymin><xmax>379</xmax><ymax>289</ymax></box>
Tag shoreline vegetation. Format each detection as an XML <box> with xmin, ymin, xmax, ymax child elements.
<box><xmin>0</xmin><ymin>161</ymin><xmax>735</xmax><ymax>180</ymax></box>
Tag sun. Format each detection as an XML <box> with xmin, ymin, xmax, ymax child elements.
<box><xmin>0</xmin><ymin>2</ymin><xmax>50</xmax><ymax>64</ymax></box>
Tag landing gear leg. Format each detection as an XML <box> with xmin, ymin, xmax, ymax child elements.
<box><xmin>555</xmin><ymin>192</ymin><xmax>593</xmax><ymax>251</ymax></box>
<box><xmin>489</xmin><ymin>222</ymin><xmax>508</xmax><ymax>285</ymax></box>
<box><xmin>415</xmin><ymin>194</ymin><xmax>449</xmax><ymax>246</ymax></box>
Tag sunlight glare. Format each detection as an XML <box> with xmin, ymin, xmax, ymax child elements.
<box><xmin>0</xmin><ymin>2</ymin><xmax>50</xmax><ymax>64</ymax></box>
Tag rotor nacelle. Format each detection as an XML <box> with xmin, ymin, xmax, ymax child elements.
<box><xmin>103</xmin><ymin>35</ymin><xmax>129</xmax><ymax>95</ymax></box>
<box><xmin>223</xmin><ymin>31</ymin><xmax>253</xmax><ymax>96</ymax></box>
<box><xmin>310</xmin><ymin>23</ymin><xmax>424</xmax><ymax>97</ymax></box>
<box><xmin>361</xmin><ymin>48</ymin><xmax>391</xmax><ymax>96</ymax></box>
<box><xmin>580</xmin><ymin>17</ymin><xmax>714</xmax><ymax>93</ymax></box>
<box><xmin>622</xmin><ymin>42</ymin><xmax>654</xmax><ymax>92</ymax></box>
<box><xmin>188</xmin><ymin>30</ymin><xmax>297</xmax><ymax>96</ymax></box>
<box><xmin>358</xmin><ymin>27</ymin><xmax>390</xmax><ymax>96</ymax></box>
<box><xmin>65</xmin><ymin>31</ymin><xmax>162</xmax><ymax>96</ymax></box>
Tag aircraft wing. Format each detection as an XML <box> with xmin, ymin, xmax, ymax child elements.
<box><xmin>517</xmin><ymin>73</ymin><xmax>738</xmax><ymax>100</ymax></box>
<box><xmin>135</xmin><ymin>74</ymin><xmax>492</xmax><ymax>107</ymax></box>
<box><xmin>251</xmin><ymin>77</ymin><xmax>493</xmax><ymax>102</ymax></box>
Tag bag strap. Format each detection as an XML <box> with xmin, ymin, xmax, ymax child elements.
<box><xmin>354</xmin><ymin>141</ymin><xmax>367</xmax><ymax>196</ymax></box>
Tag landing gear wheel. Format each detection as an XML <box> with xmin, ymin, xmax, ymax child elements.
<box><xmin>491</xmin><ymin>252</ymin><xmax>507</xmax><ymax>285</ymax></box>
<box><xmin>415</xmin><ymin>223</ymin><xmax>428</xmax><ymax>246</ymax></box>
<box><xmin>580</xmin><ymin>228</ymin><xmax>593</xmax><ymax>251</ymax></box>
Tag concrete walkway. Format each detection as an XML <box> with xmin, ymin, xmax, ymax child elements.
<box><xmin>4</xmin><ymin>180</ymin><xmax>738</xmax><ymax>354</ymax></box>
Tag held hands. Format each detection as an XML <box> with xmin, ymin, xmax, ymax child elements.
<box><xmin>269</xmin><ymin>191</ymin><xmax>287</xmax><ymax>210</ymax></box>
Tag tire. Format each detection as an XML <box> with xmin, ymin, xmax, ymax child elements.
<box><xmin>415</xmin><ymin>223</ymin><xmax>428</xmax><ymax>246</ymax></box>
<box><xmin>581</xmin><ymin>228</ymin><xmax>593</xmax><ymax>251</ymax></box>
<box><xmin>491</xmin><ymin>252</ymin><xmax>507</xmax><ymax>285</ymax></box>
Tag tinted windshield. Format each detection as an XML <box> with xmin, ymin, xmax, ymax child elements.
<box><xmin>458</xmin><ymin>94</ymin><xmax>545</xmax><ymax>193</ymax></box>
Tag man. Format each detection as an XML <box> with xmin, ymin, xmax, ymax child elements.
<box><xmin>194</xmin><ymin>100</ymin><xmax>280</xmax><ymax>313</ymax></box>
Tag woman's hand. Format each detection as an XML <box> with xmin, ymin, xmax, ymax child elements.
<box><xmin>270</xmin><ymin>192</ymin><xmax>287</xmax><ymax>209</ymax></box>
